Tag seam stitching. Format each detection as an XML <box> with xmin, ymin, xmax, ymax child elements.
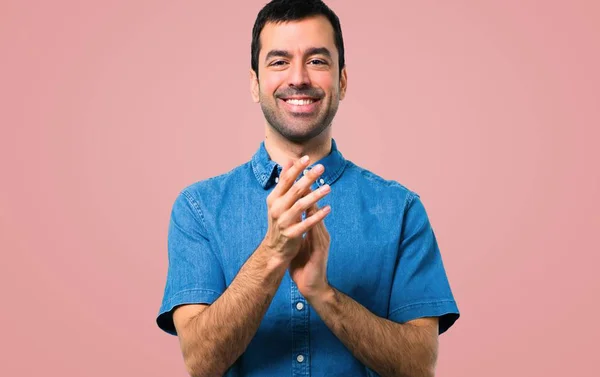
<box><xmin>165</xmin><ymin>288</ymin><xmax>222</xmax><ymax>307</ymax></box>
<box><xmin>182</xmin><ymin>189</ymin><xmax>207</xmax><ymax>228</ymax></box>
<box><xmin>389</xmin><ymin>299</ymin><xmax>456</xmax><ymax>317</ymax></box>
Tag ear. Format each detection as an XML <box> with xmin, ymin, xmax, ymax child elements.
<box><xmin>250</xmin><ymin>69</ymin><xmax>260</xmax><ymax>103</ymax></box>
<box><xmin>339</xmin><ymin>66</ymin><xmax>348</xmax><ymax>101</ymax></box>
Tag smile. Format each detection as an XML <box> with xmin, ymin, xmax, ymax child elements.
<box><xmin>285</xmin><ymin>98</ymin><xmax>316</xmax><ymax>105</ymax></box>
<box><xmin>279</xmin><ymin>97</ymin><xmax>321</xmax><ymax>114</ymax></box>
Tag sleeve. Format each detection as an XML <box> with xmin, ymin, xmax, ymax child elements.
<box><xmin>387</xmin><ymin>193</ymin><xmax>460</xmax><ymax>334</ymax></box>
<box><xmin>156</xmin><ymin>190</ymin><xmax>226</xmax><ymax>335</ymax></box>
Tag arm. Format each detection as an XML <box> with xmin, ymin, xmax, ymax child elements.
<box><xmin>309</xmin><ymin>287</ymin><xmax>439</xmax><ymax>377</ymax></box>
<box><xmin>170</xmin><ymin>156</ymin><xmax>331</xmax><ymax>376</ymax></box>
<box><xmin>173</xmin><ymin>243</ymin><xmax>287</xmax><ymax>377</ymax></box>
<box><xmin>291</xmin><ymin>192</ymin><xmax>458</xmax><ymax>377</ymax></box>
<box><xmin>290</xmin><ymin>201</ymin><xmax>439</xmax><ymax>377</ymax></box>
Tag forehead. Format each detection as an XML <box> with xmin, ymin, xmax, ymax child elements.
<box><xmin>259</xmin><ymin>15</ymin><xmax>337</xmax><ymax>56</ymax></box>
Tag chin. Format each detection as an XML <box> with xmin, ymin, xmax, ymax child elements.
<box><xmin>284</xmin><ymin>124</ymin><xmax>330</xmax><ymax>142</ymax></box>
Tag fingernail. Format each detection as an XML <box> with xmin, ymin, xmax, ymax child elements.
<box><xmin>320</xmin><ymin>184</ymin><xmax>330</xmax><ymax>192</ymax></box>
<box><xmin>301</xmin><ymin>155</ymin><xmax>309</xmax><ymax>163</ymax></box>
<box><xmin>323</xmin><ymin>205</ymin><xmax>331</xmax><ymax>213</ymax></box>
<box><xmin>313</xmin><ymin>164</ymin><xmax>324</xmax><ymax>173</ymax></box>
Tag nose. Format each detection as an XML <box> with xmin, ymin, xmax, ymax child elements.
<box><xmin>287</xmin><ymin>61</ymin><xmax>310</xmax><ymax>88</ymax></box>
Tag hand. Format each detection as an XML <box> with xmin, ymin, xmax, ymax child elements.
<box><xmin>262</xmin><ymin>156</ymin><xmax>332</xmax><ymax>266</ymax></box>
<box><xmin>290</xmin><ymin>187</ymin><xmax>332</xmax><ymax>301</ymax></box>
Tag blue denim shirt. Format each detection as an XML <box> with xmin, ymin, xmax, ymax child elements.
<box><xmin>157</xmin><ymin>139</ymin><xmax>459</xmax><ymax>376</ymax></box>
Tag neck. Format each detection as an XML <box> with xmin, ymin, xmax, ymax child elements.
<box><xmin>264</xmin><ymin>124</ymin><xmax>333</xmax><ymax>167</ymax></box>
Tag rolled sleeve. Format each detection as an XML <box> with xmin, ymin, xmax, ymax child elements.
<box><xmin>156</xmin><ymin>190</ymin><xmax>226</xmax><ymax>335</ymax></box>
<box><xmin>388</xmin><ymin>193</ymin><xmax>460</xmax><ymax>334</ymax></box>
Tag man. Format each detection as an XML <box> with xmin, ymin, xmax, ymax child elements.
<box><xmin>156</xmin><ymin>0</ymin><xmax>459</xmax><ymax>376</ymax></box>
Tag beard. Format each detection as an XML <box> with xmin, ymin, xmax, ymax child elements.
<box><xmin>259</xmin><ymin>86</ymin><xmax>340</xmax><ymax>143</ymax></box>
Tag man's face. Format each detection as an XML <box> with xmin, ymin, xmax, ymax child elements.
<box><xmin>251</xmin><ymin>15</ymin><xmax>347</xmax><ymax>143</ymax></box>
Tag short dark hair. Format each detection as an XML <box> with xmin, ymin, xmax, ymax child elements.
<box><xmin>251</xmin><ymin>0</ymin><xmax>345</xmax><ymax>77</ymax></box>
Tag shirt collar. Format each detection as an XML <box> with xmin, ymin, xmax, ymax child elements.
<box><xmin>251</xmin><ymin>138</ymin><xmax>347</xmax><ymax>190</ymax></box>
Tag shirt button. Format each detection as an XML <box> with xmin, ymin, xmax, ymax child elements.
<box><xmin>319</xmin><ymin>178</ymin><xmax>325</xmax><ymax>184</ymax></box>
<box><xmin>275</xmin><ymin>176</ymin><xmax>279</xmax><ymax>183</ymax></box>
<box><xmin>303</xmin><ymin>169</ymin><xmax>309</xmax><ymax>176</ymax></box>
<box><xmin>296</xmin><ymin>354</ymin><xmax>305</xmax><ymax>363</ymax></box>
<box><xmin>296</xmin><ymin>302</ymin><xmax>304</xmax><ymax>311</ymax></box>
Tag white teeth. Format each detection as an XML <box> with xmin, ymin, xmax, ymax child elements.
<box><xmin>285</xmin><ymin>99</ymin><xmax>315</xmax><ymax>105</ymax></box>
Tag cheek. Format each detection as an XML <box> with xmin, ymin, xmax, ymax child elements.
<box><xmin>310</xmin><ymin>73</ymin><xmax>336</xmax><ymax>93</ymax></box>
<box><xmin>258</xmin><ymin>75</ymin><xmax>282</xmax><ymax>97</ymax></box>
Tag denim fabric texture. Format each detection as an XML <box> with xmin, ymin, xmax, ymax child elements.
<box><xmin>157</xmin><ymin>138</ymin><xmax>460</xmax><ymax>376</ymax></box>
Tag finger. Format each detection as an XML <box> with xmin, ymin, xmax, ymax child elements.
<box><xmin>301</xmin><ymin>185</ymin><xmax>312</xmax><ymax>199</ymax></box>
<box><xmin>279</xmin><ymin>164</ymin><xmax>325</xmax><ymax>210</ymax></box>
<box><xmin>306</xmin><ymin>195</ymin><xmax>319</xmax><ymax>216</ymax></box>
<box><xmin>278</xmin><ymin>183</ymin><xmax>330</xmax><ymax>227</ymax></box>
<box><xmin>305</xmin><ymin>199</ymin><xmax>319</xmax><ymax>216</ymax></box>
<box><xmin>270</xmin><ymin>156</ymin><xmax>310</xmax><ymax>199</ymax></box>
<box><xmin>279</xmin><ymin>159</ymin><xmax>294</xmax><ymax>177</ymax></box>
<box><xmin>297</xmin><ymin>186</ymin><xmax>313</xmax><ymax>219</ymax></box>
<box><xmin>285</xmin><ymin>205</ymin><xmax>331</xmax><ymax>238</ymax></box>
<box><xmin>306</xmin><ymin>201</ymin><xmax>327</xmax><ymax>235</ymax></box>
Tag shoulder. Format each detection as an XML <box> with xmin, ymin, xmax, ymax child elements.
<box><xmin>342</xmin><ymin>159</ymin><xmax>420</xmax><ymax>208</ymax></box>
<box><xmin>178</xmin><ymin>161</ymin><xmax>253</xmax><ymax>199</ymax></box>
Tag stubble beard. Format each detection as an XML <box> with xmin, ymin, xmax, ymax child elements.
<box><xmin>260</xmin><ymin>92</ymin><xmax>339</xmax><ymax>143</ymax></box>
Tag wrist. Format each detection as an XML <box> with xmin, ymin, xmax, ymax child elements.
<box><xmin>306</xmin><ymin>284</ymin><xmax>335</xmax><ymax>307</ymax></box>
<box><xmin>258</xmin><ymin>242</ymin><xmax>291</xmax><ymax>273</ymax></box>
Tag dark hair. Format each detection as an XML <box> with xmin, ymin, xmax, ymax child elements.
<box><xmin>251</xmin><ymin>0</ymin><xmax>345</xmax><ymax>77</ymax></box>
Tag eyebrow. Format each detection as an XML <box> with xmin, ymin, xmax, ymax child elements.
<box><xmin>264</xmin><ymin>47</ymin><xmax>332</xmax><ymax>62</ymax></box>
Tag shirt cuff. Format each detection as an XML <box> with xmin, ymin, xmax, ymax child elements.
<box><xmin>388</xmin><ymin>300</ymin><xmax>460</xmax><ymax>334</ymax></box>
<box><xmin>156</xmin><ymin>288</ymin><xmax>222</xmax><ymax>335</ymax></box>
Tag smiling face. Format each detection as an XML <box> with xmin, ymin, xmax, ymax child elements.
<box><xmin>251</xmin><ymin>15</ymin><xmax>347</xmax><ymax>143</ymax></box>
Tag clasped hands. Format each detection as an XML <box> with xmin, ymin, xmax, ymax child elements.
<box><xmin>263</xmin><ymin>155</ymin><xmax>332</xmax><ymax>302</ymax></box>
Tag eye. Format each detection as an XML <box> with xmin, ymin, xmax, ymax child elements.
<box><xmin>308</xmin><ymin>59</ymin><xmax>327</xmax><ymax>65</ymax></box>
<box><xmin>269</xmin><ymin>60</ymin><xmax>287</xmax><ymax>66</ymax></box>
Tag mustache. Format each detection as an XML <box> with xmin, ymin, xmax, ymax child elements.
<box><xmin>275</xmin><ymin>87</ymin><xmax>324</xmax><ymax>99</ymax></box>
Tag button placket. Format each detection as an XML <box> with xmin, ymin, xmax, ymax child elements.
<box><xmin>291</xmin><ymin>281</ymin><xmax>310</xmax><ymax>375</ymax></box>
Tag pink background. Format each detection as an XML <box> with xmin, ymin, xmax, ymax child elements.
<box><xmin>1</xmin><ymin>0</ymin><xmax>598</xmax><ymax>375</ymax></box>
